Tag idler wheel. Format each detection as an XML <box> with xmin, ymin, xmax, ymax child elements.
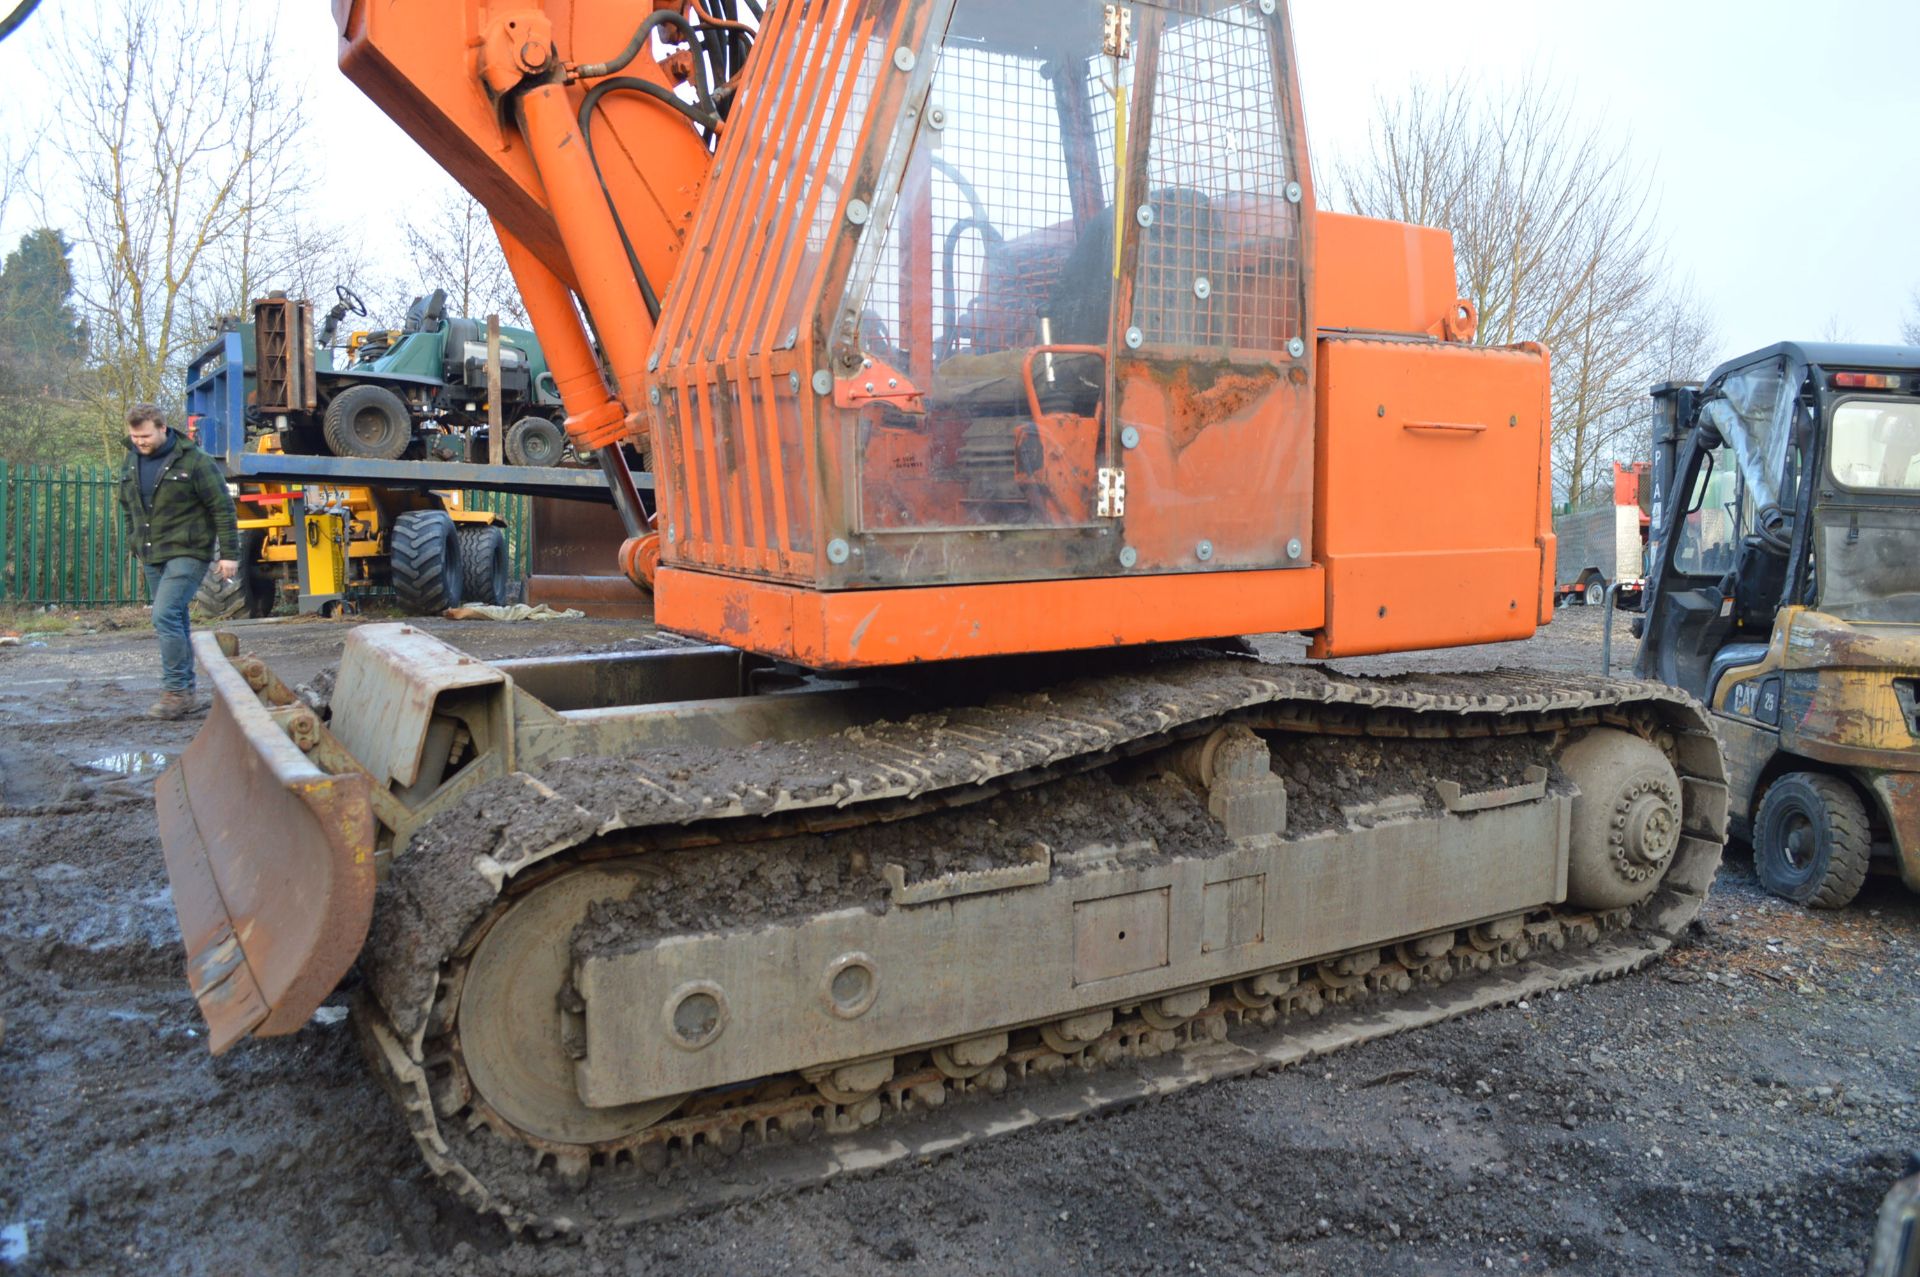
<box><xmin>458</xmin><ymin>867</ymin><xmax>685</xmax><ymax>1144</ymax></box>
<box><xmin>1558</xmin><ymin>729</ymin><xmax>1683</xmax><ymax>910</ymax></box>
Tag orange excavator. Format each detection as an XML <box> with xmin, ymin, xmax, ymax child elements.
<box><xmin>159</xmin><ymin>0</ymin><xmax>1728</xmax><ymax>1232</ymax></box>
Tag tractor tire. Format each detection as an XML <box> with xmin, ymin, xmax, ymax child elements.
<box><xmin>1753</xmin><ymin>772</ymin><xmax>1872</xmax><ymax>909</ymax></box>
<box><xmin>1583</xmin><ymin>578</ymin><xmax>1606</xmax><ymax>606</ymax></box>
<box><xmin>388</xmin><ymin>510</ymin><xmax>464</xmax><ymax>615</ymax></box>
<box><xmin>322</xmin><ymin>384</ymin><xmax>413</xmax><ymax>460</ymax></box>
<box><xmin>457</xmin><ymin>524</ymin><xmax>510</xmax><ymax>607</ymax></box>
<box><xmin>192</xmin><ymin>530</ymin><xmax>272</xmax><ymax>619</ymax></box>
<box><xmin>505</xmin><ymin>415</ymin><xmax>567</xmax><ymax>467</ymax></box>
<box><xmin>193</xmin><ymin>567</ymin><xmax>247</xmax><ymax>620</ymax></box>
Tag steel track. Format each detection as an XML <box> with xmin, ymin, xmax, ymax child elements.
<box><xmin>352</xmin><ymin>656</ymin><xmax>1727</xmax><ymax>1234</ymax></box>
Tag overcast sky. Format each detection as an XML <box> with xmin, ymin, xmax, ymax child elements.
<box><xmin>3</xmin><ymin>1</ymin><xmax>1917</xmax><ymax>365</ymax></box>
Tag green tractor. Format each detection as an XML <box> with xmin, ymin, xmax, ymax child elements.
<box><xmin>239</xmin><ymin>288</ymin><xmax>572</xmax><ymax>465</ymax></box>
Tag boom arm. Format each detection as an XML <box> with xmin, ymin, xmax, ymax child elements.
<box><xmin>335</xmin><ymin>0</ymin><xmax>751</xmax><ymax>556</ymax></box>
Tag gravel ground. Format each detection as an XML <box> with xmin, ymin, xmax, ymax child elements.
<box><xmin>0</xmin><ymin>604</ymin><xmax>1913</xmax><ymax>1276</ymax></box>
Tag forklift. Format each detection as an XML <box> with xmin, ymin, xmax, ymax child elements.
<box><xmin>1638</xmin><ymin>343</ymin><xmax>1920</xmax><ymax>906</ymax></box>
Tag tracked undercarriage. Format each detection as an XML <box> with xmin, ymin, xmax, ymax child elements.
<box><xmin>156</xmin><ymin>626</ymin><xmax>1726</xmax><ymax>1235</ymax></box>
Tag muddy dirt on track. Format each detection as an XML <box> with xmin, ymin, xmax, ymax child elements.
<box><xmin>1</xmin><ymin>607</ymin><xmax>1914</xmax><ymax>1275</ymax></box>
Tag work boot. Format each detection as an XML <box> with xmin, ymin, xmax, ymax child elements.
<box><xmin>146</xmin><ymin>690</ymin><xmax>204</xmax><ymax>720</ymax></box>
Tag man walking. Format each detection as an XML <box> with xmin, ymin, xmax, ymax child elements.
<box><xmin>117</xmin><ymin>403</ymin><xmax>240</xmax><ymax>719</ymax></box>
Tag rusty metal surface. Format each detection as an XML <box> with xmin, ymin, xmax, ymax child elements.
<box><xmin>525</xmin><ymin>574</ymin><xmax>653</xmax><ymax>619</ymax></box>
<box><xmin>529</xmin><ymin>496</ymin><xmax>631</xmax><ymax>576</ymax></box>
<box><xmin>1867</xmin><ymin>771</ymin><xmax>1920</xmax><ymax>891</ymax></box>
<box><xmin>156</xmin><ymin>632</ymin><xmax>377</xmax><ymax>1051</ymax></box>
<box><xmin>1712</xmin><ymin>714</ymin><xmax>1776</xmax><ymax>826</ymax></box>
<box><xmin>523</xmin><ymin>494</ymin><xmax>652</xmax><ymax>615</ymax></box>
<box><xmin>1779</xmin><ymin>610</ymin><xmax>1920</xmax><ymax>767</ymax></box>
<box><xmin>330</xmin><ymin>624</ymin><xmax>505</xmax><ymax>789</ymax></box>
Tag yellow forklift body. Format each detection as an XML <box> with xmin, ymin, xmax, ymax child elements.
<box><xmin>1710</xmin><ymin>606</ymin><xmax>1920</xmax><ymax>889</ymax></box>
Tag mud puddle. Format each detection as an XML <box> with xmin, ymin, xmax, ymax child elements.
<box><xmin>83</xmin><ymin>749</ymin><xmax>172</xmax><ymax>776</ymax></box>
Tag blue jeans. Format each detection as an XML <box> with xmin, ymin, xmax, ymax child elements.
<box><xmin>142</xmin><ymin>557</ymin><xmax>208</xmax><ymax>692</ymax></box>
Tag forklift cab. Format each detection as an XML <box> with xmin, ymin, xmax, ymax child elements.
<box><xmin>1639</xmin><ymin>343</ymin><xmax>1920</xmax><ymax>907</ymax></box>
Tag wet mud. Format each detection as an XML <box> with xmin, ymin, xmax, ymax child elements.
<box><xmin>0</xmin><ymin>607</ymin><xmax>1914</xmax><ymax>1275</ymax></box>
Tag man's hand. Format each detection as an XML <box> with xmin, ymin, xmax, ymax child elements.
<box><xmin>215</xmin><ymin>559</ymin><xmax>239</xmax><ymax>582</ymax></box>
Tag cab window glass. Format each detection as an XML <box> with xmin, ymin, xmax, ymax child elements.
<box><xmin>1828</xmin><ymin>400</ymin><xmax>1920</xmax><ymax>492</ymax></box>
<box><xmin>1673</xmin><ymin>446</ymin><xmax>1747</xmax><ymax>576</ymax></box>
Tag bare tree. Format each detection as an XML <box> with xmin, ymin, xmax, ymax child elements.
<box><xmin>1901</xmin><ymin>289</ymin><xmax>1920</xmax><ymax>346</ymax></box>
<box><xmin>399</xmin><ymin>189</ymin><xmax>527</xmax><ymax>325</ymax></box>
<box><xmin>0</xmin><ymin>140</ymin><xmax>24</xmax><ymax>234</ymax></box>
<box><xmin>1337</xmin><ymin>76</ymin><xmax>1713</xmax><ymax>505</ymax></box>
<box><xmin>1611</xmin><ymin>289</ymin><xmax>1720</xmax><ymax>468</ymax></box>
<box><xmin>50</xmin><ymin>0</ymin><xmax>333</xmax><ymax>453</ymax></box>
<box><xmin>191</xmin><ymin>111</ymin><xmax>359</xmax><ymax>338</ymax></box>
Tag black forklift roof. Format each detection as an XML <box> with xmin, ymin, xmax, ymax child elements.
<box><xmin>1706</xmin><ymin>341</ymin><xmax>1920</xmax><ymax>385</ymax></box>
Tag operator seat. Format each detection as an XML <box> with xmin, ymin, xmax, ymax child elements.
<box><xmin>1047</xmin><ymin>189</ymin><xmax>1224</xmax><ymax>346</ymax></box>
<box><xmin>1035</xmin><ymin>189</ymin><xmax>1222</xmax><ymax>416</ymax></box>
<box><xmin>1047</xmin><ymin>213</ymin><xmax>1113</xmax><ymax>347</ymax></box>
<box><xmin>1729</xmin><ymin>534</ymin><xmax>1790</xmax><ymax>630</ymax></box>
<box><xmin>1133</xmin><ymin>189</ymin><xmax>1222</xmax><ymax>348</ymax></box>
<box><xmin>402</xmin><ymin>289</ymin><xmax>449</xmax><ymax>336</ymax></box>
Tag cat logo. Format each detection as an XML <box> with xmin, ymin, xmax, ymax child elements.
<box><xmin>1731</xmin><ymin>682</ymin><xmax>1758</xmax><ymax>717</ymax></box>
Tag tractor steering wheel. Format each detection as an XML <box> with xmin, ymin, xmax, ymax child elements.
<box><xmin>335</xmin><ymin>284</ymin><xmax>368</xmax><ymax>318</ymax></box>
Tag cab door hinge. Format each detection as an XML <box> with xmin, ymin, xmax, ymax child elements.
<box><xmin>1097</xmin><ymin>467</ymin><xmax>1126</xmax><ymax>518</ymax></box>
<box><xmin>1102</xmin><ymin>4</ymin><xmax>1133</xmax><ymax>58</ymax></box>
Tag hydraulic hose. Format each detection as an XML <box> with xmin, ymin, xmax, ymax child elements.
<box><xmin>575</xmin><ymin>77</ymin><xmax>724</xmax><ymax>323</ymax></box>
<box><xmin>573</xmin><ymin>10</ymin><xmax>699</xmax><ymax>82</ymax></box>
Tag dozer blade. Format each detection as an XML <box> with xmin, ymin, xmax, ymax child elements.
<box><xmin>156</xmin><ymin>633</ymin><xmax>376</xmax><ymax>1053</ymax></box>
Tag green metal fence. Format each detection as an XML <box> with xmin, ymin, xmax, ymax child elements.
<box><xmin>0</xmin><ymin>461</ymin><xmax>533</xmax><ymax>608</ymax></box>
<box><xmin>0</xmin><ymin>462</ymin><xmax>147</xmax><ymax>605</ymax></box>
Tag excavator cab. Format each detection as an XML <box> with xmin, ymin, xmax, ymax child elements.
<box><xmin>1640</xmin><ymin>343</ymin><xmax>1920</xmax><ymax>906</ymax></box>
<box><xmin>823</xmin><ymin>0</ymin><xmax>1303</xmax><ymax>546</ymax></box>
<box><xmin>648</xmin><ymin>0</ymin><xmax>1315</xmax><ymax>612</ymax></box>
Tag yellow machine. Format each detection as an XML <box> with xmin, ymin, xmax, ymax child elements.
<box><xmin>198</xmin><ymin>444</ymin><xmax>512</xmax><ymax>617</ymax></box>
<box><xmin>1643</xmin><ymin>344</ymin><xmax>1920</xmax><ymax>906</ymax></box>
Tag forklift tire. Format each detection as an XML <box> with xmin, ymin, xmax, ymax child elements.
<box><xmin>388</xmin><ymin>510</ymin><xmax>464</xmax><ymax>615</ymax></box>
<box><xmin>322</xmin><ymin>385</ymin><xmax>413</xmax><ymax>460</ymax></box>
<box><xmin>1753</xmin><ymin>772</ymin><xmax>1872</xmax><ymax>909</ymax></box>
<box><xmin>457</xmin><ymin>524</ymin><xmax>510</xmax><ymax>607</ymax></box>
<box><xmin>505</xmin><ymin>415</ymin><xmax>567</xmax><ymax>467</ymax></box>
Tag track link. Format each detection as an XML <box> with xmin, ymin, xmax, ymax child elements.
<box><xmin>354</xmin><ymin>656</ymin><xmax>1727</xmax><ymax>1234</ymax></box>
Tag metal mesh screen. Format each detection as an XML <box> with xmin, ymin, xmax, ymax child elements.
<box><xmin>858</xmin><ymin>44</ymin><xmax>1087</xmax><ymax>364</ymax></box>
<box><xmin>931</xmin><ymin>48</ymin><xmax>1076</xmax><ymax>356</ymax></box>
<box><xmin>1134</xmin><ymin>2</ymin><xmax>1301</xmax><ymax>351</ymax></box>
<box><xmin>803</xmin><ymin>22</ymin><xmax>884</xmax><ymax>264</ymax></box>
